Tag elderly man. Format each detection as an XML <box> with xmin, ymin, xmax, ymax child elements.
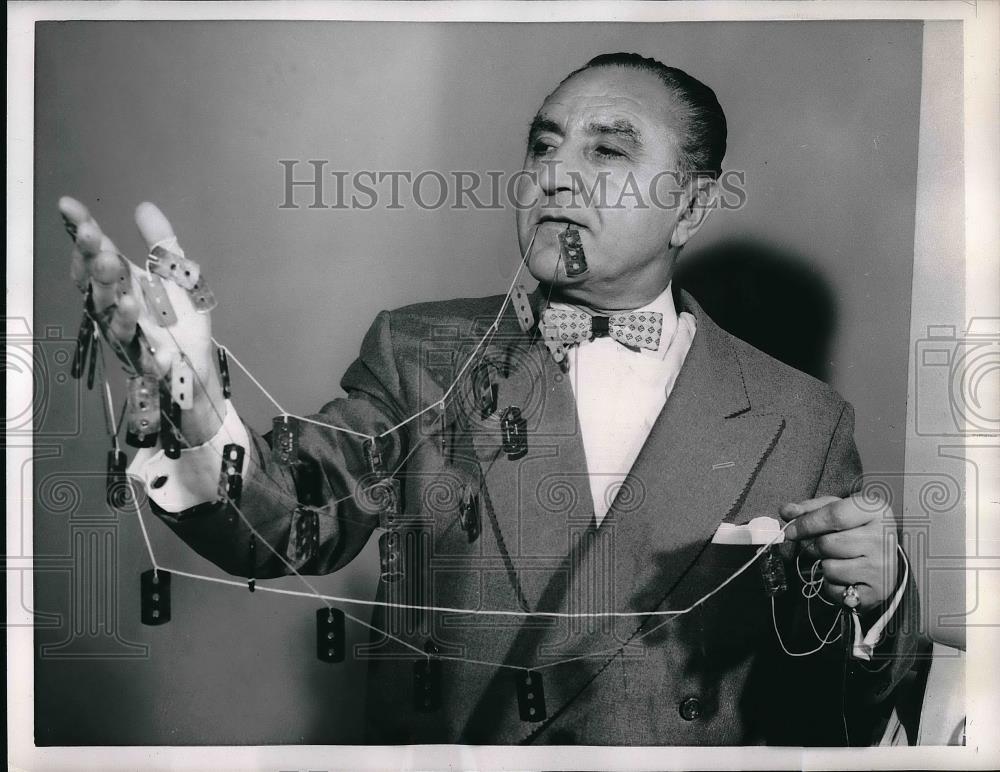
<box><xmin>62</xmin><ymin>52</ymin><xmax>916</xmax><ymax>745</ymax></box>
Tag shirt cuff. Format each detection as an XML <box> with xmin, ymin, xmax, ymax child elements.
<box><xmin>128</xmin><ymin>399</ymin><xmax>253</xmax><ymax>513</ymax></box>
<box><xmin>850</xmin><ymin>545</ymin><xmax>909</xmax><ymax>660</ymax></box>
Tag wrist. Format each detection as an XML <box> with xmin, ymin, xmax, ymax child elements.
<box><xmin>181</xmin><ymin>375</ymin><xmax>224</xmax><ymax>446</ymax></box>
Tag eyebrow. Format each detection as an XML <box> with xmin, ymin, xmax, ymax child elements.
<box><xmin>586</xmin><ymin>118</ymin><xmax>642</xmax><ymax>147</ymax></box>
<box><xmin>528</xmin><ymin>115</ymin><xmax>562</xmax><ymax>144</ymax></box>
<box><xmin>527</xmin><ymin>114</ymin><xmax>643</xmax><ymax>148</ymax></box>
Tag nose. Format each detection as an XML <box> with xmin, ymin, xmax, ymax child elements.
<box><xmin>538</xmin><ymin>144</ymin><xmax>582</xmax><ymax>200</ymax></box>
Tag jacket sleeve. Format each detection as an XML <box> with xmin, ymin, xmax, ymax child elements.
<box><xmin>814</xmin><ymin>401</ymin><xmax>922</xmax><ymax>744</ymax></box>
<box><xmin>148</xmin><ymin>309</ymin><xmax>412</xmax><ymax>579</ymax></box>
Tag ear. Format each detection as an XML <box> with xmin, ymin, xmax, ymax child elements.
<box><xmin>669</xmin><ymin>175</ymin><xmax>718</xmax><ymax>249</ymax></box>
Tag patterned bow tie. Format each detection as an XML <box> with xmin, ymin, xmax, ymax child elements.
<box><xmin>539</xmin><ymin>307</ymin><xmax>663</xmax><ymax>363</ymax></box>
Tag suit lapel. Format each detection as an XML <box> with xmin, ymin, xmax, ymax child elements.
<box><xmin>465</xmin><ymin>293</ymin><xmax>594</xmax><ymax>611</ymax></box>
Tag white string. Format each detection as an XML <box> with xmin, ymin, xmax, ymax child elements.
<box><xmin>96</xmin><ymin>344</ymin><xmax>119</xmax><ymax>438</ymax></box>
<box><xmin>164</xmin><ymin>348</ymin><xmax>790</xmax><ymax>622</ymax></box>
<box><xmin>128</xmin><ymin>474</ymin><xmax>160</xmax><ymax>571</ymax></box>
<box><xmin>212</xmin><ymin>342</ymin><xmax>289</xmax><ymax>419</ymax></box>
<box><xmin>150</xmin><ymin>389</ymin><xmax>829</xmax><ymax>670</ymax></box>
<box><xmin>151</xmin><ymin>385</ymin><xmax>811</xmax><ymax>679</ymax></box>
<box><xmin>796</xmin><ymin>550</ymin><xmax>837</xmax><ymax>607</ymax></box>
<box><xmin>152</xmin><ymin>363</ymin><xmax>340</xmax><ymax>609</ymax></box>
<box><xmin>145</xmin><ymin>341</ymin><xmax>461</xmax><ymax>676</ymax></box>
<box><xmin>156</xmin><ymin>566</ymin><xmax>533</xmax><ymax>672</ymax></box>
<box><xmin>771</xmin><ymin>596</ymin><xmax>843</xmax><ymax>657</ymax></box>
<box><xmin>167</xmin><ymin>328</ymin><xmax>433</xmax><ymax>525</ymax></box>
<box><xmin>151</xmin><ymin>394</ymin><xmax>793</xmax><ymax>622</ymax></box>
<box><xmin>806</xmin><ymin>579</ymin><xmax>843</xmax><ymax>645</ymax></box>
<box><xmin>218</xmin><ymin>342</ymin><xmax>374</xmax><ymax>441</ymax></box>
<box><xmin>158</xmin><ymin>226</ymin><xmax>538</xmax><ymax>525</ymax></box>
<box><xmin>208</xmin><ymin>226</ymin><xmax>539</xmax><ymax>446</ymax></box>
<box><xmin>152</xmin><ymin>330</ymin><xmax>532</xmax><ymax>671</ymax></box>
<box><xmin>376</xmin><ymin>226</ymin><xmax>537</xmax><ymax>438</ymax></box>
<box><xmin>84</xmin><ymin>308</ymin><xmax>159</xmax><ymax>570</ymax></box>
<box><xmin>789</xmin><ymin>551</ymin><xmax>844</xmax><ymax>644</ymax></box>
<box><xmin>154</xmin><ymin>320</ymin><xmax>803</xmax><ymax>625</ymax></box>
<box><xmin>294</xmin><ymin>413</ymin><xmax>373</xmax><ymax>441</ymax></box>
<box><xmin>155</xmin><ymin>563</ymin><xmax>722</xmax><ymax>674</ymax></box>
<box><xmin>149</xmin><ymin>374</ymin><xmax>525</xmax><ymax>671</ymax></box>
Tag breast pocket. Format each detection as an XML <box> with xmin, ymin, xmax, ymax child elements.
<box><xmin>673</xmin><ymin>543</ymin><xmax>776</xmax><ymax>655</ymax></box>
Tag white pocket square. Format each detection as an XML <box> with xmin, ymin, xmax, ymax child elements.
<box><xmin>712</xmin><ymin>516</ymin><xmax>785</xmax><ymax>545</ymax></box>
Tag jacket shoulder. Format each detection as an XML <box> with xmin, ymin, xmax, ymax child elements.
<box><xmin>387</xmin><ymin>294</ymin><xmax>508</xmax><ymax>332</ymax></box>
<box><xmin>725</xmin><ymin>331</ymin><xmax>849</xmax><ymax>420</ymax></box>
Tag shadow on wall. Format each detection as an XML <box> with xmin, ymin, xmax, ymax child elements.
<box><xmin>676</xmin><ymin>239</ymin><xmax>838</xmax><ymax>383</ymax></box>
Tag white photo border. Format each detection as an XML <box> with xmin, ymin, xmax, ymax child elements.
<box><xmin>8</xmin><ymin>2</ymin><xmax>999</xmax><ymax>770</ymax></box>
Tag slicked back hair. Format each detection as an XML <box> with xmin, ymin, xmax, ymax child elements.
<box><xmin>557</xmin><ymin>52</ymin><xmax>727</xmax><ymax>179</ymax></box>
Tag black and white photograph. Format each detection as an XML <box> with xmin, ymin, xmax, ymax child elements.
<box><xmin>7</xmin><ymin>1</ymin><xmax>999</xmax><ymax>769</ymax></box>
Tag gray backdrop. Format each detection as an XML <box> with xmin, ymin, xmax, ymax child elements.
<box><xmin>33</xmin><ymin>21</ymin><xmax>922</xmax><ymax>744</ymax></box>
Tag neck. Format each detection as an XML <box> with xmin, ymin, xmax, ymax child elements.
<box><xmin>543</xmin><ymin>279</ymin><xmax>673</xmax><ymax>314</ymax></box>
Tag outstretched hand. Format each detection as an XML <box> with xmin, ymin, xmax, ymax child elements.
<box><xmin>60</xmin><ymin>197</ymin><xmax>224</xmax><ymax>445</ymax></box>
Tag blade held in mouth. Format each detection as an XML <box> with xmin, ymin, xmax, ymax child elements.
<box><xmin>558</xmin><ymin>223</ymin><xmax>589</xmax><ymax>276</ymax></box>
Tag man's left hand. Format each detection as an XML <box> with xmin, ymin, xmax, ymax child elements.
<box><xmin>780</xmin><ymin>494</ymin><xmax>899</xmax><ymax>614</ymax></box>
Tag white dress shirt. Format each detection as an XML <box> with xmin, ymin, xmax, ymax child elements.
<box><xmin>129</xmin><ymin>282</ymin><xmax>902</xmax><ymax>658</ymax></box>
<box><xmin>550</xmin><ymin>285</ymin><xmax>696</xmax><ymax>526</ymax></box>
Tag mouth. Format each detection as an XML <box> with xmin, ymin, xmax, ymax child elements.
<box><xmin>535</xmin><ymin>213</ymin><xmax>588</xmax><ymax>230</ymax></box>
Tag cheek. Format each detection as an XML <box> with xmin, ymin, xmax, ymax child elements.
<box><xmin>588</xmin><ymin>210</ymin><xmax>674</xmax><ymax>275</ymax></box>
<box><xmin>598</xmin><ymin>206</ymin><xmax>667</xmax><ymax>248</ymax></box>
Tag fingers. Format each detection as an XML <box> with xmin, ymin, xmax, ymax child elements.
<box><xmin>820</xmin><ymin>580</ymin><xmax>873</xmax><ymax>608</ymax></box>
<box><xmin>800</xmin><ymin>530</ymin><xmax>862</xmax><ymax>561</ymax></box>
<box><xmin>60</xmin><ymin>196</ymin><xmax>129</xmax><ymax>313</ymax></box>
<box><xmin>782</xmin><ymin>497</ymin><xmax>875</xmax><ymax>541</ymax></box>
<box><xmin>70</xmin><ymin>245</ymin><xmax>88</xmax><ymax>291</ymax></box>
<box><xmin>61</xmin><ymin>197</ymin><xmax>118</xmax><ymax>259</ymax></box>
<box><xmin>779</xmin><ymin>496</ymin><xmax>840</xmax><ymax>520</ymax></box>
<box><xmin>801</xmin><ymin>552</ymin><xmax>893</xmax><ymax>611</ymax></box>
<box><xmin>819</xmin><ymin>562</ymin><xmax>885</xmax><ymax>609</ymax></box>
<box><xmin>134</xmin><ymin>201</ymin><xmax>177</xmax><ymax>251</ymax></box>
<box><xmin>61</xmin><ymin>199</ymin><xmax>215</xmax><ymax>394</ymax></box>
<box><xmin>107</xmin><ymin>292</ymin><xmax>141</xmax><ymax>343</ymax></box>
<box><xmin>58</xmin><ymin>196</ymin><xmax>92</xmax><ymax>237</ymax></box>
<box><xmin>62</xmin><ymin>198</ymin><xmax>149</xmax><ymax>382</ymax></box>
<box><xmin>820</xmin><ymin>557</ymin><xmax>872</xmax><ymax>587</ymax></box>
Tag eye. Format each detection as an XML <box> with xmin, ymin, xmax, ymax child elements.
<box><xmin>594</xmin><ymin>144</ymin><xmax>626</xmax><ymax>159</ymax></box>
<box><xmin>529</xmin><ymin>138</ymin><xmax>556</xmax><ymax>156</ymax></box>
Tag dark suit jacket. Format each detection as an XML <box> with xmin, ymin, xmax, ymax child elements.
<box><xmin>157</xmin><ymin>287</ymin><xmax>918</xmax><ymax>745</ymax></box>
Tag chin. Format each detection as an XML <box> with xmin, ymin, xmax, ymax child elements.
<box><xmin>527</xmin><ymin>252</ymin><xmax>586</xmax><ymax>286</ymax></box>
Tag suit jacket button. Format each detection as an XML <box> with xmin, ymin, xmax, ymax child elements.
<box><xmin>679</xmin><ymin>696</ymin><xmax>702</xmax><ymax>721</ymax></box>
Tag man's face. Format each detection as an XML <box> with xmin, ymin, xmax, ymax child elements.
<box><xmin>515</xmin><ymin>66</ymin><xmax>689</xmax><ymax>308</ymax></box>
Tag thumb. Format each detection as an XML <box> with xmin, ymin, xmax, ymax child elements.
<box><xmin>779</xmin><ymin>495</ymin><xmax>841</xmax><ymax>522</ymax></box>
<box><xmin>135</xmin><ymin>201</ymin><xmax>204</xmax><ymax>293</ymax></box>
<box><xmin>134</xmin><ymin>201</ymin><xmax>178</xmax><ymax>252</ymax></box>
